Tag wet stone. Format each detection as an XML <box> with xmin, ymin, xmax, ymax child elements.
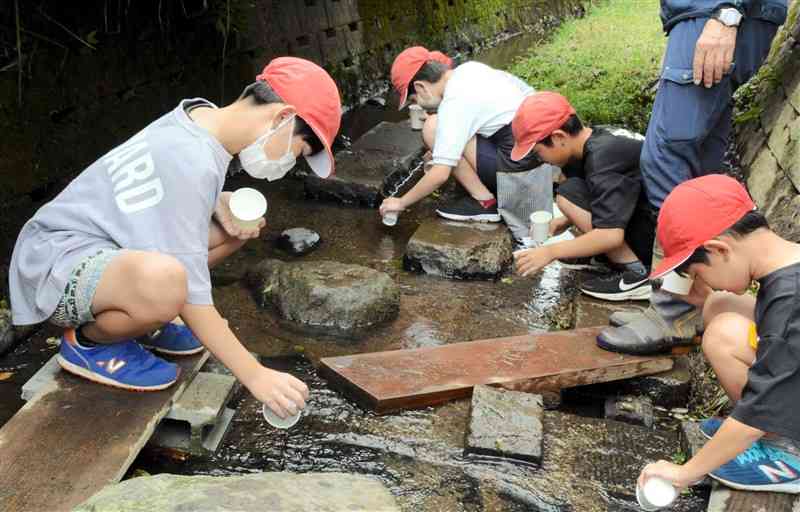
<box><xmin>74</xmin><ymin>472</ymin><xmax>400</xmax><ymax>512</ymax></box>
<box><xmin>404</xmin><ymin>219</ymin><xmax>513</xmax><ymax>280</ymax></box>
<box><xmin>0</xmin><ymin>309</ymin><xmax>17</xmax><ymax>357</ymax></box>
<box><xmin>604</xmin><ymin>395</ymin><xmax>655</xmax><ymax>428</ymax></box>
<box><xmin>276</xmin><ymin>227</ymin><xmax>321</xmax><ymax>256</ymax></box>
<box><xmin>465</xmin><ymin>385</ymin><xmax>544</xmax><ymax>464</ymax></box>
<box><xmin>303</xmin><ymin>121</ymin><xmax>425</xmax><ymax>207</ymax></box>
<box><xmin>246</xmin><ymin>259</ymin><xmax>400</xmax><ymax>338</ymax></box>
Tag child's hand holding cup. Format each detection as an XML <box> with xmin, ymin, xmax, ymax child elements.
<box><xmin>229</xmin><ymin>188</ymin><xmax>268</xmax><ymax>232</ymax></box>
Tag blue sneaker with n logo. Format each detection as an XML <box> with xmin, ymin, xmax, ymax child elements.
<box><xmin>710</xmin><ymin>441</ymin><xmax>800</xmax><ymax>493</ymax></box>
<box><xmin>700</xmin><ymin>417</ymin><xmax>724</xmax><ymax>439</ymax></box>
<box><xmin>141</xmin><ymin>323</ymin><xmax>204</xmax><ymax>356</ymax></box>
<box><xmin>57</xmin><ymin>329</ymin><xmax>179</xmax><ymax>391</ymax></box>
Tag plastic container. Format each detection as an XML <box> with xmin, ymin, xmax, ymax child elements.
<box><xmin>529</xmin><ymin>210</ymin><xmax>554</xmax><ymax>244</ymax></box>
<box><xmin>229</xmin><ymin>188</ymin><xmax>267</xmax><ymax>230</ymax></box>
<box><xmin>409</xmin><ymin>104</ymin><xmax>425</xmax><ymax>130</ymax></box>
<box><xmin>636</xmin><ymin>477</ymin><xmax>678</xmax><ymax>511</ymax></box>
<box><xmin>262</xmin><ymin>403</ymin><xmax>302</xmax><ymax>429</ymax></box>
<box><xmin>382</xmin><ymin>211</ymin><xmax>399</xmax><ymax>226</ymax></box>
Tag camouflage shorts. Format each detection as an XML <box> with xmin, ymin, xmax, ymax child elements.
<box><xmin>49</xmin><ymin>249</ymin><xmax>120</xmax><ymax>328</ymax></box>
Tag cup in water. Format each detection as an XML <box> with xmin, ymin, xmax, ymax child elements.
<box><xmin>661</xmin><ymin>271</ymin><xmax>694</xmax><ymax>295</ymax></box>
<box><xmin>229</xmin><ymin>188</ymin><xmax>267</xmax><ymax>230</ymax></box>
<box><xmin>409</xmin><ymin>104</ymin><xmax>425</xmax><ymax>130</ymax></box>
<box><xmin>262</xmin><ymin>403</ymin><xmax>302</xmax><ymax>429</ymax></box>
<box><xmin>636</xmin><ymin>476</ymin><xmax>677</xmax><ymax>511</ymax></box>
<box><xmin>382</xmin><ymin>211</ymin><xmax>399</xmax><ymax>226</ymax></box>
<box><xmin>529</xmin><ymin>210</ymin><xmax>554</xmax><ymax>244</ymax></box>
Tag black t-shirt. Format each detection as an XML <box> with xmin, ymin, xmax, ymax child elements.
<box><xmin>732</xmin><ymin>262</ymin><xmax>800</xmax><ymax>441</ymax></box>
<box><xmin>566</xmin><ymin>126</ymin><xmax>650</xmax><ymax>230</ymax></box>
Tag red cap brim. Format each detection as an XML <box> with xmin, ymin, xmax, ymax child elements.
<box><xmin>650</xmin><ymin>250</ymin><xmax>694</xmax><ymax>280</ymax></box>
<box><xmin>510</xmin><ymin>141</ymin><xmax>534</xmax><ymax>162</ymax></box>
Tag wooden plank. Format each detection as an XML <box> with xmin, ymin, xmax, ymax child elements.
<box><xmin>707</xmin><ymin>482</ymin><xmax>800</xmax><ymax>511</ymax></box>
<box><xmin>319</xmin><ymin>327</ymin><xmax>674</xmax><ymax>414</ymax></box>
<box><xmin>0</xmin><ymin>351</ymin><xmax>209</xmax><ymax>512</ymax></box>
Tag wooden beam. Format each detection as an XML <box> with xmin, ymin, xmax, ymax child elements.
<box><xmin>319</xmin><ymin>327</ymin><xmax>674</xmax><ymax>414</ymax></box>
<box><xmin>0</xmin><ymin>351</ymin><xmax>209</xmax><ymax>512</ymax></box>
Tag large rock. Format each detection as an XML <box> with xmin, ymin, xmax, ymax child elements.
<box><xmin>404</xmin><ymin>219</ymin><xmax>513</xmax><ymax>280</ymax></box>
<box><xmin>74</xmin><ymin>472</ymin><xmax>400</xmax><ymax>512</ymax></box>
<box><xmin>465</xmin><ymin>385</ymin><xmax>544</xmax><ymax>464</ymax></box>
<box><xmin>304</xmin><ymin>121</ymin><xmax>425</xmax><ymax>207</ymax></box>
<box><xmin>247</xmin><ymin>259</ymin><xmax>400</xmax><ymax>337</ymax></box>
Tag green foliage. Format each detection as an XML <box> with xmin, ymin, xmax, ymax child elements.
<box><xmin>510</xmin><ymin>0</ymin><xmax>666</xmax><ymax>133</ymax></box>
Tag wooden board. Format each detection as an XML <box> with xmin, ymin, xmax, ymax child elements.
<box><xmin>708</xmin><ymin>482</ymin><xmax>800</xmax><ymax>511</ymax></box>
<box><xmin>0</xmin><ymin>351</ymin><xmax>209</xmax><ymax>512</ymax></box>
<box><xmin>319</xmin><ymin>327</ymin><xmax>674</xmax><ymax>414</ymax></box>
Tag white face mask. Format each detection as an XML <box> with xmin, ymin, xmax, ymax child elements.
<box><xmin>239</xmin><ymin>115</ymin><xmax>297</xmax><ymax>181</ymax></box>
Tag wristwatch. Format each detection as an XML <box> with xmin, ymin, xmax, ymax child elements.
<box><xmin>712</xmin><ymin>6</ymin><xmax>743</xmax><ymax>27</ymax></box>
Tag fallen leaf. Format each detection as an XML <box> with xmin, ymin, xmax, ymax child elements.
<box><xmin>0</xmin><ymin>372</ymin><xmax>14</xmax><ymax>381</ymax></box>
<box><xmin>501</xmin><ymin>277</ymin><xmax>513</xmax><ymax>285</ymax></box>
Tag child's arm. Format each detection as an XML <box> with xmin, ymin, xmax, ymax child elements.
<box><xmin>380</xmin><ymin>164</ymin><xmax>451</xmax><ymax>214</ymax></box>
<box><xmin>515</xmin><ymin>227</ymin><xmax>624</xmax><ymax>276</ymax></box>
<box><xmin>638</xmin><ymin>417</ymin><xmax>764</xmax><ymax>489</ymax></box>
<box><xmin>181</xmin><ymin>304</ymin><xmax>308</xmax><ymax>418</ymax></box>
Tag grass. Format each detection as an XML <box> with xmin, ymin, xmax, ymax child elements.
<box><xmin>510</xmin><ymin>0</ymin><xmax>667</xmax><ymax>133</ymax></box>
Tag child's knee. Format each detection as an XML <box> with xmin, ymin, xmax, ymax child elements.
<box><xmin>135</xmin><ymin>255</ymin><xmax>188</xmax><ymax>320</ymax></box>
<box><xmin>701</xmin><ymin>311</ymin><xmax>749</xmax><ymax>357</ymax></box>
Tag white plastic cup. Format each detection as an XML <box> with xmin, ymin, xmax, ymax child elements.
<box><xmin>262</xmin><ymin>403</ymin><xmax>302</xmax><ymax>429</ymax></box>
<box><xmin>382</xmin><ymin>211</ymin><xmax>399</xmax><ymax>226</ymax></box>
<box><xmin>529</xmin><ymin>211</ymin><xmax>554</xmax><ymax>244</ymax></box>
<box><xmin>636</xmin><ymin>477</ymin><xmax>678</xmax><ymax>511</ymax></box>
<box><xmin>229</xmin><ymin>188</ymin><xmax>267</xmax><ymax>230</ymax></box>
<box><xmin>409</xmin><ymin>104</ymin><xmax>425</xmax><ymax>130</ymax></box>
<box><xmin>661</xmin><ymin>271</ymin><xmax>694</xmax><ymax>295</ymax></box>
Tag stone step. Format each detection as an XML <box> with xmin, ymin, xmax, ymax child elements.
<box><xmin>404</xmin><ymin>218</ymin><xmax>514</xmax><ymax>280</ymax></box>
<box><xmin>303</xmin><ymin>120</ymin><xmax>425</xmax><ymax>207</ymax></box>
<box><xmin>464</xmin><ymin>385</ymin><xmax>544</xmax><ymax>464</ymax></box>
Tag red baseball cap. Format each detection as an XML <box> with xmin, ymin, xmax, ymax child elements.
<box><xmin>510</xmin><ymin>92</ymin><xmax>576</xmax><ymax>161</ymax></box>
<box><xmin>257</xmin><ymin>57</ymin><xmax>342</xmax><ymax>178</ymax></box>
<box><xmin>651</xmin><ymin>175</ymin><xmax>756</xmax><ymax>279</ymax></box>
<box><xmin>391</xmin><ymin>46</ymin><xmax>453</xmax><ymax>110</ymax></box>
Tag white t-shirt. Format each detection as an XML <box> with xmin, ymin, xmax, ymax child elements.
<box><xmin>9</xmin><ymin>99</ymin><xmax>230</xmax><ymax>325</ymax></box>
<box><xmin>431</xmin><ymin>61</ymin><xmax>535</xmax><ymax>168</ymax></box>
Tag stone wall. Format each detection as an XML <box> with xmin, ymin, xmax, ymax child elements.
<box><xmin>735</xmin><ymin>1</ymin><xmax>800</xmax><ymax>241</ymax></box>
<box><xmin>0</xmin><ymin>0</ymin><xmax>587</xmax><ymax>207</ymax></box>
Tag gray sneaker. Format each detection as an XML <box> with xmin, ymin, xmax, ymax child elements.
<box><xmin>608</xmin><ymin>309</ymin><xmax>647</xmax><ymax>327</ymax></box>
<box><xmin>597</xmin><ymin>305</ymin><xmax>703</xmax><ymax>355</ymax></box>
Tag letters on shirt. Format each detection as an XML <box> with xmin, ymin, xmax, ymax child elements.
<box><xmin>102</xmin><ymin>128</ymin><xmax>164</xmax><ymax>214</ymax></box>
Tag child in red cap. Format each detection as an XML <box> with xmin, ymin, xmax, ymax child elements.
<box><xmin>511</xmin><ymin>91</ymin><xmax>657</xmax><ymax>302</ymax></box>
<box><xmin>8</xmin><ymin>57</ymin><xmax>341</xmax><ymax>422</ymax></box>
<box><xmin>638</xmin><ymin>174</ymin><xmax>800</xmax><ymax>494</ymax></box>
<box><xmin>379</xmin><ymin>46</ymin><xmax>544</xmax><ymax>223</ymax></box>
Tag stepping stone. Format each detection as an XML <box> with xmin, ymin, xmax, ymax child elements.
<box><xmin>74</xmin><ymin>472</ymin><xmax>401</xmax><ymax>512</ymax></box>
<box><xmin>303</xmin><ymin>121</ymin><xmax>425</xmax><ymax>207</ymax></box>
<box><xmin>465</xmin><ymin>385</ymin><xmax>544</xmax><ymax>464</ymax></box>
<box><xmin>404</xmin><ymin>219</ymin><xmax>513</xmax><ymax>280</ymax></box>
<box><xmin>20</xmin><ymin>354</ymin><xmax>61</xmax><ymax>401</ymax></box>
<box><xmin>707</xmin><ymin>482</ymin><xmax>800</xmax><ymax>511</ymax></box>
<box><xmin>247</xmin><ymin>259</ymin><xmax>400</xmax><ymax>337</ymax></box>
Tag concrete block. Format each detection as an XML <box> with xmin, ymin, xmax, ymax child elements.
<box><xmin>296</xmin><ymin>0</ymin><xmax>329</xmax><ymax>34</ymax></box>
<box><xmin>465</xmin><ymin>385</ymin><xmax>544</xmax><ymax>464</ymax></box>
<box><xmin>165</xmin><ymin>372</ymin><xmax>237</xmax><ymax>428</ymax></box>
<box><xmin>324</xmin><ymin>0</ymin><xmax>360</xmax><ymax>27</ymax></box>
<box><xmin>317</xmin><ymin>27</ymin><xmax>349</xmax><ymax>64</ymax></box>
<box><xmin>150</xmin><ymin>407</ymin><xmax>235</xmax><ymax>455</ymax></box>
<box><xmin>21</xmin><ymin>354</ymin><xmax>61</xmax><ymax>401</ymax></box>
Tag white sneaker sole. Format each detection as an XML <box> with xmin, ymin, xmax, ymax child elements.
<box><xmin>57</xmin><ymin>354</ymin><xmax>178</xmax><ymax>392</ymax></box>
<box><xmin>709</xmin><ymin>472</ymin><xmax>800</xmax><ymax>493</ymax></box>
<box><xmin>580</xmin><ymin>285</ymin><xmax>652</xmax><ymax>302</ymax></box>
<box><xmin>435</xmin><ymin>210</ymin><xmax>502</xmax><ymax>223</ymax></box>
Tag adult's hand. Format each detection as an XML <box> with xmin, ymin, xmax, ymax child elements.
<box><xmin>694</xmin><ymin>19</ymin><xmax>737</xmax><ymax>88</ymax></box>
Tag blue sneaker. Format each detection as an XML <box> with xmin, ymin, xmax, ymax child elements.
<box><xmin>701</xmin><ymin>417</ymin><xmax>724</xmax><ymax>439</ymax></box>
<box><xmin>710</xmin><ymin>441</ymin><xmax>800</xmax><ymax>493</ymax></box>
<box><xmin>141</xmin><ymin>323</ymin><xmax>204</xmax><ymax>356</ymax></box>
<box><xmin>57</xmin><ymin>329</ymin><xmax>179</xmax><ymax>391</ymax></box>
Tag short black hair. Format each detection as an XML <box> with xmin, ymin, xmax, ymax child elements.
<box><xmin>674</xmin><ymin>210</ymin><xmax>769</xmax><ymax>275</ymax></box>
<box><xmin>239</xmin><ymin>81</ymin><xmax>324</xmax><ymax>155</ymax></box>
<box><xmin>408</xmin><ymin>60</ymin><xmax>449</xmax><ymax>95</ymax></box>
<box><xmin>539</xmin><ymin>114</ymin><xmax>584</xmax><ymax>147</ymax></box>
